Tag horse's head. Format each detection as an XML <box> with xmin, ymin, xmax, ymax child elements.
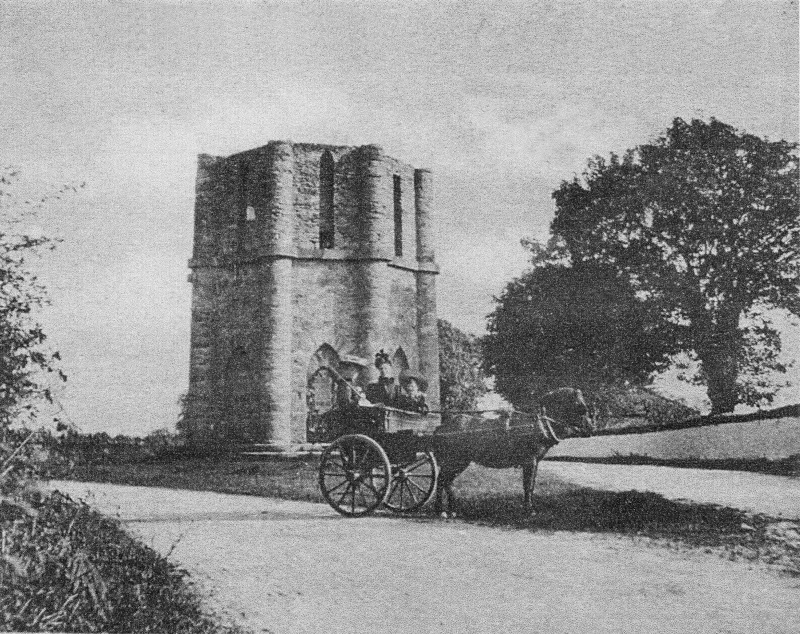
<box><xmin>539</xmin><ymin>388</ymin><xmax>595</xmax><ymax>440</ymax></box>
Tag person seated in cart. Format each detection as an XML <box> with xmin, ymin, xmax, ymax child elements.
<box><xmin>364</xmin><ymin>350</ymin><xmax>403</xmax><ymax>407</ymax></box>
<box><xmin>363</xmin><ymin>350</ymin><xmax>429</xmax><ymax>414</ymax></box>
<box><xmin>397</xmin><ymin>371</ymin><xmax>429</xmax><ymax>415</ymax></box>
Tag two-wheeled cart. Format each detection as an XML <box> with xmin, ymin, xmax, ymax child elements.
<box><xmin>314</xmin><ymin>405</ymin><xmax>439</xmax><ymax>517</ymax></box>
<box><xmin>314</xmin><ymin>404</ymin><xmax>551</xmax><ymax>517</ymax></box>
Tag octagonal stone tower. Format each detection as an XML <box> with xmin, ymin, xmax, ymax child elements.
<box><xmin>184</xmin><ymin>141</ymin><xmax>440</xmax><ymax>449</ymax></box>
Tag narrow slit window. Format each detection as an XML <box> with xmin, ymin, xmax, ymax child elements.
<box><xmin>240</xmin><ymin>163</ymin><xmax>250</xmax><ymax>222</ymax></box>
<box><xmin>394</xmin><ymin>175</ymin><xmax>402</xmax><ymax>256</ymax></box>
<box><xmin>319</xmin><ymin>150</ymin><xmax>335</xmax><ymax>249</ymax></box>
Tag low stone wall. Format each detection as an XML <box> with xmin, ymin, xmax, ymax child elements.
<box><xmin>549</xmin><ymin>415</ymin><xmax>800</xmax><ymax>461</ymax></box>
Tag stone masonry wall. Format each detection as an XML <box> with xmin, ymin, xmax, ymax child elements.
<box><xmin>187</xmin><ymin>141</ymin><xmax>440</xmax><ymax>447</ymax></box>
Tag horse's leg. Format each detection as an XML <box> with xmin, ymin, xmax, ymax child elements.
<box><xmin>434</xmin><ymin>471</ymin><xmax>447</xmax><ymax>516</ymax></box>
<box><xmin>522</xmin><ymin>458</ymin><xmax>540</xmax><ymax>516</ymax></box>
<box><xmin>435</xmin><ymin>461</ymin><xmax>467</xmax><ymax>519</ymax></box>
<box><xmin>435</xmin><ymin>465</ymin><xmax>453</xmax><ymax>517</ymax></box>
<box><xmin>444</xmin><ymin>480</ymin><xmax>457</xmax><ymax>519</ymax></box>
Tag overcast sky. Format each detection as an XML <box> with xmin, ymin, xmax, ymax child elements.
<box><xmin>2</xmin><ymin>1</ymin><xmax>798</xmax><ymax>435</ymax></box>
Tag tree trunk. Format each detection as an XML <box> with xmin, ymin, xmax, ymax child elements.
<box><xmin>697</xmin><ymin>310</ymin><xmax>742</xmax><ymax>415</ymax></box>
<box><xmin>701</xmin><ymin>351</ymin><xmax>738</xmax><ymax>414</ymax></box>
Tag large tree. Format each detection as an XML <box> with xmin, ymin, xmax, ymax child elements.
<box><xmin>484</xmin><ymin>261</ymin><xmax>678</xmax><ymax>409</ymax></box>
<box><xmin>549</xmin><ymin>118</ymin><xmax>799</xmax><ymax>413</ymax></box>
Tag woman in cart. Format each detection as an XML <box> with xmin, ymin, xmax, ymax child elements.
<box><xmin>364</xmin><ymin>350</ymin><xmax>402</xmax><ymax>406</ymax></box>
<box><xmin>363</xmin><ymin>350</ymin><xmax>428</xmax><ymax>414</ymax></box>
<box><xmin>396</xmin><ymin>371</ymin><xmax>429</xmax><ymax>414</ymax></box>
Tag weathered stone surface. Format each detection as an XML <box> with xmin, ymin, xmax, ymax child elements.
<box><xmin>185</xmin><ymin>142</ymin><xmax>440</xmax><ymax>447</ymax></box>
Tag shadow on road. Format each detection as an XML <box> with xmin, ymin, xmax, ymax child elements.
<box><xmin>440</xmin><ymin>487</ymin><xmax>800</xmax><ymax>576</ymax></box>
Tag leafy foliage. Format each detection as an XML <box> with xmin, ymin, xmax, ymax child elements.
<box><xmin>438</xmin><ymin>319</ymin><xmax>488</xmax><ymax>411</ymax></box>
<box><xmin>484</xmin><ymin>262</ymin><xmax>679</xmax><ymax>409</ymax></box>
<box><xmin>39</xmin><ymin>427</ymin><xmax>187</xmax><ymax>472</ymax></box>
<box><xmin>0</xmin><ymin>167</ymin><xmax>68</xmax><ymax>427</ymax></box>
<box><xmin>0</xmin><ymin>172</ymin><xmax>240</xmax><ymax>633</ymax></box>
<box><xmin>549</xmin><ymin>118</ymin><xmax>799</xmax><ymax>413</ymax></box>
<box><xmin>583</xmin><ymin>385</ymin><xmax>699</xmax><ymax>431</ymax></box>
<box><xmin>1</xmin><ymin>487</ymin><xmax>242</xmax><ymax>633</ymax></box>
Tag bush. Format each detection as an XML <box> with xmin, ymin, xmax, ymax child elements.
<box><xmin>586</xmin><ymin>385</ymin><xmax>699</xmax><ymax>430</ymax></box>
<box><xmin>1</xmin><ymin>488</ymin><xmax>240</xmax><ymax>633</ymax></box>
<box><xmin>0</xmin><ymin>430</ymin><xmax>243</xmax><ymax>633</ymax></box>
<box><xmin>38</xmin><ymin>428</ymin><xmax>195</xmax><ymax>473</ymax></box>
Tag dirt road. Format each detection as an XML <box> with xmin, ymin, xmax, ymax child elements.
<box><xmin>51</xmin><ymin>480</ymin><xmax>800</xmax><ymax>634</ymax></box>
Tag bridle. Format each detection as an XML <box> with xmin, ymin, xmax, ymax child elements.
<box><xmin>539</xmin><ymin>411</ymin><xmax>562</xmax><ymax>444</ymax></box>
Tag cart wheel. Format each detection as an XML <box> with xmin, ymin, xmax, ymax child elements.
<box><xmin>384</xmin><ymin>450</ymin><xmax>439</xmax><ymax>513</ymax></box>
<box><xmin>319</xmin><ymin>434</ymin><xmax>392</xmax><ymax>517</ymax></box>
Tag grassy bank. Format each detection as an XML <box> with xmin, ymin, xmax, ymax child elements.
<box><xmin>1</xmin><ymin>486</ymin><xmax>245</xmax><ymax>633</ymax></box>
<box><xmin>56</xmin><ymin>457</ymin><xmax>800</xmax><ymax>577</ymax></box>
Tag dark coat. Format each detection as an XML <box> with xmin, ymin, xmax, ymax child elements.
<box><xmin>395</xmin><ymin>393</ymin><xmax>429</xmax><ymax>414</ymax></box>
<box><xmin>365</xmin><ymin>378</ymin><xmax>403</xmax><ymax>407</ymax></box>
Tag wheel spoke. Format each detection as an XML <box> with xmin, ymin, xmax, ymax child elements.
<box><xmin>404</xmin><ymin>480</ymin><xmax>419</xmax><ymax>504</ymax></box>
<box><xmin>362</xmin><ymin>480</ymin><xmax>382</xmax><ymax>498</ymax></box>
<box><xmin>353</xmin><ymin>446</ymin><xmax>369</xmax><ymax>470</ymax></box>
<box><xmin>407</xmin><ymin>478</ymin><xmax>429</xmax><ymax>496</ymax></box>
<box><xmin>336</xmin><ymin>483</ymin><xmax>353</xmax><ymax>507</ymax></box>
<box><xmin>324</xmin><ymin>456</ymin><xmax>347</xmax><ymax>474</ymax></box>
<box><xmin>404</xmin><ymin>457</ymin><xmax>431</xmax><ymax>474</ymax></box>
<box><xmin>350</xmin><ymin>486</ymin><xmax>356</xmax><ymax>513</ymax></box>
<box><xmin>331</xmin><ymin>452</ymin><xmax>347</xmax><ymax>471</ymax></box>
<box><xmin>324</xmin><ymin>478</ymin><xmax>349</xmax><ymax>495</ymax></box>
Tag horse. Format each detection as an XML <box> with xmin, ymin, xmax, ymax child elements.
<box><xmin>432</xmin><ymin>388</ymin><xmax>595</xmax><ymax>517</ymax></box>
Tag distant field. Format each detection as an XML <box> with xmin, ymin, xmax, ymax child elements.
<box><xmin>54</xmin><ymin>457</ymin><xmax>800</xmax><ymax>577</ymax></box>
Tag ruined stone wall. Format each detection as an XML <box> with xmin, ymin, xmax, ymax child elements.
<box><xmin>186</xmin><ymin>141</ymin><xmax>440</xmax><ymax>447</ymax></box>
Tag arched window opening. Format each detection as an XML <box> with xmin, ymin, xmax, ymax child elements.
<box><xmin>319</xmin><ymin>150</ymin><xmax>335</xmax><ymax>248</ymax></box>
<box><xmin>393</xmin><ymin>175</ymin><xmax>403</xmax><ymax>256</ymax></box>
<box><xmin>308</xmin><ymin>368</ymin><xmax>337</xmax><ymax>417</ymax></box>
<box><xmin>306</xmin><ymin>344</ymin><xmax>346</xmax><ymax>442</ymax></box>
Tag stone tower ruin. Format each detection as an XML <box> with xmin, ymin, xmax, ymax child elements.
<box><xmin>184</xmin><ymin>141</ymin><xmax>440</xmax><ymax>449</ymax></box>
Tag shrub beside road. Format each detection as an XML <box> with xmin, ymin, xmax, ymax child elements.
<box><xmin>1</xmin><ymin>430</ymin><xmax>247</xmax><ymax>633</ymax></box>
<box><xmin>1</xmin><ymin>488</ymin><xmax>244</xmax><ymax>633</ymax></box>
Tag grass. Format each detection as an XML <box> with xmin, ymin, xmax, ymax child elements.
<box><xmin>57</xmin><ymin>457</ymin><xmax>325</xmax><ymax>502</ymax></box>
<box><xmin>547</xmin><ymin>453</ymin><xmax>800</xmax><ymax>477</ymax></box>
<box><xmin>55</xmin><ymin>456</ymin><xmax>800</xmax><ymax>578</ymax></box>
<box><xmin>1</xmin><ymin>487</ymin><xmax>246</xmax><ymax>633</ymax></box>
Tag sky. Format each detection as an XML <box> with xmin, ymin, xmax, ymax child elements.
<box><xmin>1</xmin><ymin>0</ymin><xmax>798</xmax><ymax>435</ymax></box>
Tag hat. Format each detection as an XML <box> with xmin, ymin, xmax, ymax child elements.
<box><xmin>399</xmin><ymin>370</ymin><xmax>428</xmax><ymax>392</ymax></box>
<box><xmin>374</xmin><ymin>349</ymin><xmax>392</xmax><ymax>368</ymax></box>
